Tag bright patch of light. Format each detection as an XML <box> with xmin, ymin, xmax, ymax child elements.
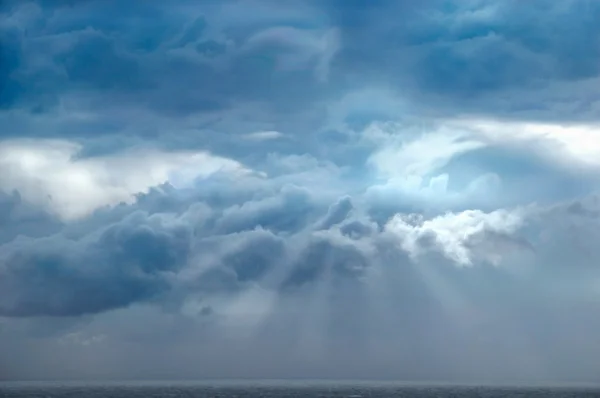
<box><xmin>0</xmin><ymin>139</ymin><xmax>250</xmax><ymax>220</ymax></box>
<box><xmin>243</xmin><ymin>131</ymin><xmax>285</xmax><ymax>141</ymax></box>
<box><xmin>386</xmin><ymin>208</ymin><xmax>524</xmax><ymax>266</ymax></box>
<box><xmin>449</xmin><ymin>118</ymin><xmax>600</xmax><ymax>170</ymax></box>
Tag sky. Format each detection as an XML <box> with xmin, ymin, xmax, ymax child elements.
<box><xmin>2</xmin><ymin>0</ymin><xmax>600</xmax><ymax>385</ymax></box>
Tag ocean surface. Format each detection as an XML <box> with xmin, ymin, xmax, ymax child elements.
<box><xmin>1</xmin><ymin>381</ymin><xmax>600</xmax><ymax>398</ymax></box>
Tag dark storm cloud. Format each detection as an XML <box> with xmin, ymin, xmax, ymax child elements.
<box><xmin>213</xmin><ymin>184</ymin><xmax>318</xmax><ymax>234</ymax></box>
<box><xmin>326</xmin><ymin>0</ymin><xmax>600</xmax><ymax>93</ymax></box>
<box><xmin>0</xmin><ymin>0</ymin><xmax>334</xmax><ymax>121</ymax></box>
<box><xmin>0</xmin><ymin>188</ymin><xmax>350</xmax><ymax>318</ymax></box>
<box><xmin>0</xmin><ymin>211</ymin><xmax>192</xmax><ymax>317</ymax></box>
<box><xmin>0</xmin><ymin>190</ymin><xmax>61</xmax><ymax>243</ymax></box>
<box><xmin>3</xmin><ymin>0</ymin><xmax>599</xmax><ymax>146</ymax></box>
<box><xmin>0</xmin><ymin>177</ymin><xmax>328</xmax><ymax>317</ymax></box>
<box><xmin>316</xmin><ymin>195</ymin><xmax>354</xmax><ymax>230</ymax></box>
<box><xmin>334</xmin><ymin>0</ymin><xmax>600</xmax><ymax>120</ymax></box>
<box><xmin>0</xmin><ymin>25</ymin><xmax>22</xmax><ymax>108</ymax></box>
<box><xmin>0</xmin><ymin>173</ymin><xmax>414</xmax><ymax>318</ymax></box>
<box><xmin>0</xmin><ymin>153</ymin><xmax>593</xmax><ymax>319</ymax></box>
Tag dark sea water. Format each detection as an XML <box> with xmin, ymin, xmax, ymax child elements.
<box><xmin>1</xmin><ymin>382</ymin><xmax>600</xmax><ymax>398</ymax></box>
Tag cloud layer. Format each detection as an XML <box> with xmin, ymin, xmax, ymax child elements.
<box><xmin>2</xmin><ymin>0</ymin><xmax>600</xmax><ymax>384</ymax></box>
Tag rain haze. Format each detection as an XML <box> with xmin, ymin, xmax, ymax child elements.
<box><xmin>2</xmin><ymin>0</ymin><xmax>600</xmax><ymax>386</ymax></box>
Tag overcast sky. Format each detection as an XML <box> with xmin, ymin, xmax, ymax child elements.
<box><xmin>3</xmin><ymin>0</ymin><xmax>600</xmax><ymax>384</ymax></box>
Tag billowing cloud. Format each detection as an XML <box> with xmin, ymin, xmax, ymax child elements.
<box><xmin>0</xmin><ymin>210</ymin><xmax>192</xmax><ymax>317</ymax></box>
<box><xmin>385</xmin><ymin>208</ymin><xmax>526</xmax><ymax>266</ymax></box>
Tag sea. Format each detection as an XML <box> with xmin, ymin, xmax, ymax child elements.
<box><xmin>1</xmin><ymin>381</ymin><xmax>600</xmax><ymax>398</ymax></box>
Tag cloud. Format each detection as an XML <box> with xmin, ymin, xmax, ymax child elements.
<box><xmin>386</xmin><ymin>208</ymin><xmax>526</xmax><ymax>266</ymax></box>
<box><xmin>2</xmin><ymin>177</ymin><xmax>600</xmax><ymax>381</ymax></box>
<box><xmin>0</xmin><ymin>139</ymin><xmax>248</xmax><ymax>220</ymax></box>
<box><xmin>59</xmin><ymin>331</ymin><xmax>106</xmax><ymax>347</ymax></box>
<box><xmin>0</xmin><ymin>190</ymin><xmax>61</xmax><ymax>244</ymax></box>
<box><xmin>242</xmin><ymin>130</ymin><xmax>285</xmax><ymax>141</ymax></box>
<box><xmin>366</xmin><ymin>122</ymin><xmax>486</xmax><ymax>179</ymax></box>
<box><xmin>0</xmin><ymin>211</ymin><xmax>192</xmax><ymax>317</ymax></box>
<box><xmin>0</xmin><ymin>173</ymin><xmax>533</xmax><ymax>320</ymax></box>
<box><xmin>213</xmin><ymin>184</ymin><xmax>317</xmax><ymax>234</ymax></box>
<box><xmin>0</xmin><ymin>165</ymin><xmax>527</xmax><ymax>319</ymax></box>
<box><xmin>319</xmin><ymin>0</ymin><xmax>600</xmax><ymax>120</ymax></box>
<box><xmin>0</xmin><ymin>1</ymin><xmax>338</xmax><ymax>123</ymax></box>
<box><xmin>3</xmin><ymin>0</ymin><xmax>600</xmax><ymax>384</ymax></box>
<box><xmin>450</xmin><ymin>118</ymin><xmax>600</xmax><ymax>172</ymax></box>
<box><xmin>243</xmin><ymin>26</ymin><xmax>339</xmax><ymax>82</ymax></box>
<box><xmin>4</xmin><ymin>0</ymin><xmax>600</xmax><ymax>128</ymax></box>
<box><xmin>1</xmin><ymin>117</ymin><xmax>599</xmax><ymax>322</ymax></box>
<box><xmin>315</xmin><ymin>195</ymin><xmax>354</xmax><ymax>230</ymax></box>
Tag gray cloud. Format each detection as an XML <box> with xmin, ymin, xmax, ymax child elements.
<box><xmin>323</xmin><ymin>0</ymin><xmax>600</xmax><ymax>119</ymax></box>
<box><xmin>0</xmin><ymin>171</ymin><xmax>587</xmax><ymax>321</ymax></box>
<box><xmin>2</xmin><ymin>189</ymin><xmax>600</xmax><ymax>382</ymax></box>
<box><xmin>3</xmin><ymin>0</ymin><xmax>600</xmax><ymax>133</ymax></box>
<box><xmin>0</xmin><ymin>211</ymin><xmax>192</xmax><ymax>317</ymax></box>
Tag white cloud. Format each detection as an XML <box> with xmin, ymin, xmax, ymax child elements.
<box><xmin>59</xmin><ymin>332</ymin><xmax>106</xmax><ymax>347</ymax></box>
<box><xmin>242</xmin><ymin>130</ymin><xmax>284</xmax><ymax>141</ymax></box>
<box><xmin>360</xmin><ymin>119</ymin><xmax>600</xmax><ymax>211</ymax></box>
<box><xmin>0</xmin><ymin>139</ymin><xmax>249</xmax><ymax>220</ymax></box>
<box><xmin>366</xmin><ymin>118</ymin><xmax>600</xmax><ymax>184</ymax></box>
<box><xmin>386</xmin><ymin>208</ymin><xmax>525</xmax><ymax>266</ymax></box>
<box><xmin>448</xmin><ymin>118</ymin><xmax>600</xmax><ymax>171</ymax></box>
<box><xmin>365</xmin><ymin>122</ymin><xmax>485</xmax><ymax>179</ymax></box>
<box><xmin>362</xmin><ymin>122</ymin><xmax>493</xmax><ymax>208</ymax></box>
